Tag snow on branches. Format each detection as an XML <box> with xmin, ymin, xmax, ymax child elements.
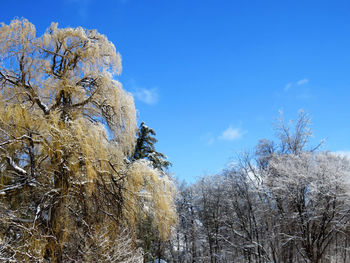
<box><xmin>0</xmin><ymin>18</ymin><xmax>176</xmax><ymax>262</ymax></box>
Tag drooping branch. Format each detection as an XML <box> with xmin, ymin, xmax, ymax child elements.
<box><xmin>0</xmin><ymin>71</ymin><xmax>50</xmax><ymax>115</ymax></box>
<box><xmin>0</xmin><ymin>181</ymin><xmax>26</xmax><ymax>195</ymax></box>
<box><xmin>6</xmin><ymin>156</ymin><xmax>27</xmax><ymax>176</ymax></box>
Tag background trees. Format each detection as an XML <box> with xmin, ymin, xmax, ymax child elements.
<box><xmin>163</xmin><ymin>112</ymin><xmax>350</xmax><ymax>263</ymax></box>
<box><xmin>0</xmin><ymin>19</ymin><xmax>176</xmax><ymax>262</ymax></box>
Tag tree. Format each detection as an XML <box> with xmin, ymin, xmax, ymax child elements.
<box><xmin>133</xmin><ymin>122</ymin><xmax>171</xmax><ymax>172</ymax></box>
<box><xmin>266</xmin><ymin>152</ymin><xmax>350</xmax><ymax>263</ymax></box>
<box><xmin>255</xmin><ymin>110</ymin><xmax>322</xmax><ymax>168</ymax></box>
<box><xmin>174</xmin><ymin>181</ymin><xmax>201</xmax><ymax>263</ymax></box>
<box><xmin>253</xmin><ymin>111</ymin><xmax>350</xmax><ymax>262</ymax></box>
<box><xmin>0</xmin><ymin>18</ymin><xmax>176</xmax><ymax>262</ymax></box>
<box><xmin>166</xmin><ymin>111</ymin><xmax>350</xmax><ymax>263</ymax></box>
<box><xmin>133</xmin><ymin>122</ymin><xmax>173</xmax><ymax>262</ymax></box>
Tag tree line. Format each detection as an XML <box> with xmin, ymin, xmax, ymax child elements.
<box><xmin>159</xmin><ymin>111</ymin><xmax>350</xmax><ymax>263</ymax></box>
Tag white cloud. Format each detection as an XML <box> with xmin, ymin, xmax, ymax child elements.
<box><xmin>128</xmin><ymin>79</ymin><xmax>159</xmax><ymax>105</ymax></box>
<box><xmin>284</xmin><ymin>82</ymin><xmax>293</xmax><ymax>92</ymax></box>
<box><xmin>297</xmin><ymin>78</ymin><xmax>309</xmax><ymax>86</ymax></box>
<box><xmin>133</xmin><ymin>88</ymin><xmax>159</xmax><ymax>105</ymax></box>
<box><xmin>201</xmin><ymin>126</ymin><xmax>245</xmax><ymax>145</ymax></box>
<box><xmin>219</xmin><ymin>126</ymin><xmax>245</xmax><ymax>141</ymax></box>
<box><xmin>200</xmin><ymin>132</ymin><xmax>215</xmax><ymax>145</ymax></box>
<box><xmin>283</xmin><ymin>78</ymin><xmax>309</xmax><ymax>92</ymax></box>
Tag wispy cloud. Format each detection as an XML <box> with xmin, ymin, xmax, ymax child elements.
<box><xmin>200</xmin><ymin>132</ymin><xmax>215</xmax><ymax>145</ymax></box>
<box><xmin>219</xmin><ymin>126</ymin><xmax>245</xmax><ymax>141</ymax></box>
<box><xmin>133</xmin><ymin>88</ymin><xmax>159</xmax><ymax>105</ymax></box>
<box><xmin>297</xmin><ymin>78</ymin><xmax>309</xmax><ymax>86</ymax></box>
<box><xmin>284</xmin><ymin>82</ymin><xmax>293</xmax><ymax>92</ymax></box>
<box><xmin>201</xmin><ymin>126</ymin><xmax>245</xmax><ymax>145</ymax></box>
<box><xmin>128</xmin><ymin>79</ymin><xmax>159</xmax><ymax>105</ymax></box>
<box><xmin>284</xmin><ymin>78</ymin><xmax>309</xmax><ymax>92</ymax></box>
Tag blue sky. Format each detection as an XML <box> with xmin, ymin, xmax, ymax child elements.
<box><xmin>2</xmin><ymin>0</ymin><xmax>350</xmax><ymax>182</ymax></box>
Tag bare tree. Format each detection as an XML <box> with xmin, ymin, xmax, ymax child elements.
<box><xmin>166</xmin><ymin>112</ymin><xmax>350</xmax><ymax>263</ymax></box>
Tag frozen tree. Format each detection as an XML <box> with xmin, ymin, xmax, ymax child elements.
<box><xmin>0</xmin><ymin>19</ymin><xmax>177</xmax><ymax>262</ymax></box>
<box><xmin>195</xmin><ymin>175</ymin><xmax>229</xmax><ymax>263</ymax></box>
<box><xmin>166</xmin><ymin>112</ymin><xmax>350</xmax><ymax>263</ymax></box>
<box><xmin>255</xmin><ymin>110</ymin><xmax>322</xmax><ymax>168</ymax></box>
<box><xmin>174</xmin><ymin>181</ymin><xmax>203</xmax><ymax>263</ymax></box>
<box><xmin>265</xmin><ymin>152</ymin><xmax>350</xmax><ymax>263</ymax></box>
<box><xmin>81</xmin><ymin>227</ymin><xmax>144</xmax><ymax>263</ymax></box>
<box><xmin>132</xmin><ymin>122</ymin><xmax>173</xmax><ymax>262</ymax></box>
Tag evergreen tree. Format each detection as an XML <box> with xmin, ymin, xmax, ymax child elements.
<box><xmin>133</xmin><ymin>122</ymin><xmax>173</xmax><ymax>262</ymax></box>
<box><xmin>133</xmin><ymin>122</ymin><xmax>171</xmax><ymax>172</ymax></box>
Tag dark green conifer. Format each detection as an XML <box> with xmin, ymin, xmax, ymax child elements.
<box><xmin>133</xmin><ymin>122</ymin><xmax>171</xmax><ymax>172</ymax></box>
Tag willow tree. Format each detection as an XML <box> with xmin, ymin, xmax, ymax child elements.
<box><xmin>0</xmin><ymin>19</ymin><xmax>177</xmax><ymax>262</ymax></box>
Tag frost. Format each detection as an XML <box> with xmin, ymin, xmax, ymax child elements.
<box><xmin>0</xmin><ymin>18</ymin><xmax>176</xmax><ymax>262</ymax></box>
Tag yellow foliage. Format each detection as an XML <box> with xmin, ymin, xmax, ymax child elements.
<box><xmin>0</xmin><ymin>18</ymin><xmax>177</xmax><ymax>262</ymax></box>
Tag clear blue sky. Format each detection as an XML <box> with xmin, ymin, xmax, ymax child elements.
<box><xmin>2</xmin><ymin>0</ymin><xmax>350</xmax><ymax>182</ymax></box>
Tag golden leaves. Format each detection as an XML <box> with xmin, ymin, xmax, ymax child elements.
<box><xmin>0</xmin><ymin>18</ymin><xmax>177</xmax><ymax>261</ymax></box>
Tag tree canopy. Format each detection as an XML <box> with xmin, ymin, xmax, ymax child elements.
<box><xmin>0</xmin><ymin>18</ymin><xmax>176</xmax><ymax>262</ymax></box>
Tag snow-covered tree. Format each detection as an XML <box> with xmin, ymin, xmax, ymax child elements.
<box><xmin>166</xmin><ymin>112</ymin><xmax>350</xmax><ymax>263</ymax></box>
<box><xmin>265</xmin><ymin>152</ymin><xmax>350</xmax><ymax>262</ymax></box>
<box><xmin>0</xmin><ymin>18</ymin><xmax>176</xmax><ymax>262</ymax></box>
<box><xmin>131</xmin><ymin>122</ymin><xmax>173</xmax><ymax>262</ymax></box>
